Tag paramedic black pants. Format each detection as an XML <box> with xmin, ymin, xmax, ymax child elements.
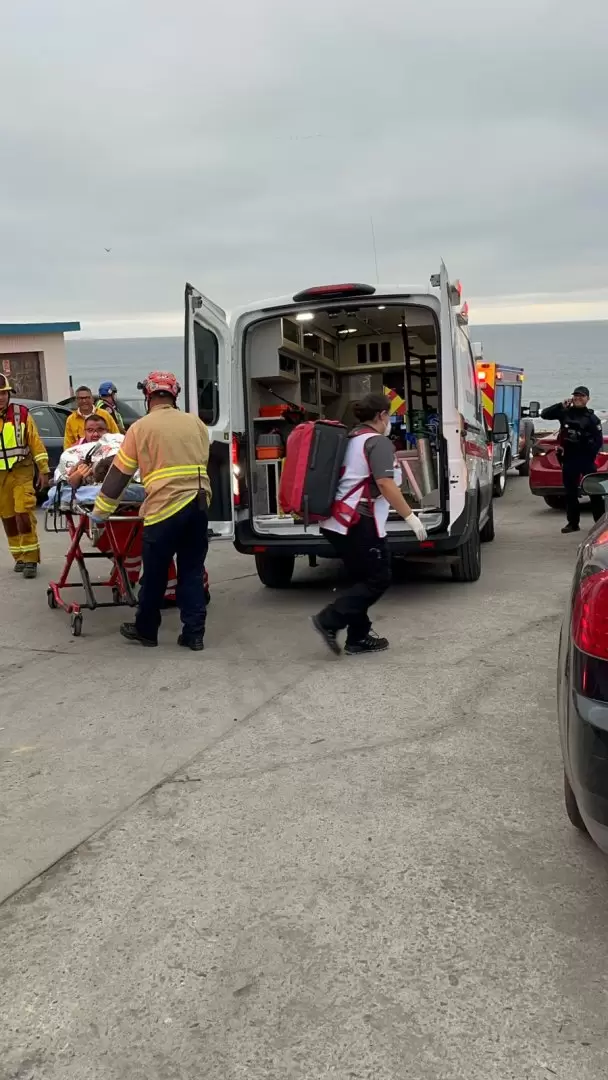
<box><xmin>318</xmin><ymin>517</ymin><xmax>392</xmax><ymax>642</ymax></box>
<box><xmin>136</xmin><ymin>497</ymin><xmax>209</xmax><ymax>643</ymax></box>
<box><xmin>562</xmin><ymin>457</ymin><xmax>604</xmax><ymax>528</ymax></box>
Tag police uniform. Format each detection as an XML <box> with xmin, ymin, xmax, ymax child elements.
<box><xmin>541</xmin><ymin>390</ymin><xmax>604</xmax><ymax>529</ymax></box>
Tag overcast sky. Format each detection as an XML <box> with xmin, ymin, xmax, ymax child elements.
<box><xmin>1</xmin><ymin>0</ymin><xmax>607</xmax><ymax>336</ymax></box>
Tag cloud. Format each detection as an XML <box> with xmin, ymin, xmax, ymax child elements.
<box><xmin>1</xmin><ymin>0</ymin><xmax>607</xmax><ymax>329</ymax></box>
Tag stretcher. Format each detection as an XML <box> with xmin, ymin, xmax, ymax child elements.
<box><xmin>45</xmin><ymin>496</ymin><xmax>209</xmax><ymax>638</ymax></box>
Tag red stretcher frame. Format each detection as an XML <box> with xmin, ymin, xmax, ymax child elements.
<box><xmin>45</xmin><ymin>505</ymin><xmax>209</xmax><ymax>637</ymax></box>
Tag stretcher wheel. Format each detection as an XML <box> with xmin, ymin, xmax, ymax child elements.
<box><xmin>47</xmin><ymin>588</ymin><xmax>57</xmax><ymax>610</ymax></box>
<box><xmin>70</xmin><ymin>613</ymin><xmax>83</xmax><ymax>637</ymax></box>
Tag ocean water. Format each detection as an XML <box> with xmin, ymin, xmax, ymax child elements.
<box><xmin>66</xmin><ymin>320</ymin><xmax>608</xmax><ymax>413</ymax></box>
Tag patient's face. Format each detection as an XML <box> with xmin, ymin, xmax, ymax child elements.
<box><xmin>84</xmin><ymin>419</ymin><xmax>108</xmax><ymax>442</ymax></box>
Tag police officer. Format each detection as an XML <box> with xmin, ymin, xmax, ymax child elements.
<box><xmin>541</xmin><ymin>386</ymin><xmax>604</xmax><ymax>533</ymax></box>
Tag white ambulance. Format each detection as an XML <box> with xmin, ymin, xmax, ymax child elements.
<box><xmin>183</xmin><ymin>264</ymin><xmax>508</xmax><ymax>587</ymax></box>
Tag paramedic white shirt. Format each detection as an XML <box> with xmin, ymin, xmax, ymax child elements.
<box><xmin>321</xmin><ymin>428</ymin><xmax>399</xmax><ymax>538</ymax></box>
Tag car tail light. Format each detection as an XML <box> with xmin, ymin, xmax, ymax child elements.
<box><xmin>572</xmin><ymin>570</ymin><xmax>608</xmax><ymax>661</ymax></box>
<box><xmin>231</xmin><ymin>434</ymin><xmax>241</xmax><ymax>507</ymax></box>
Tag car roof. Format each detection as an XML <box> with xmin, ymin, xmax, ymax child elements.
<box><xmin>13</xmin><ymin>398</ymin><xmax>71</xmax><ymax>410</ymax></box>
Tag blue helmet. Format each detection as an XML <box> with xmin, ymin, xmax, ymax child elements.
<box><xmin>99</xmin><ymin>381</ymin><xmax>117</xmax><ymax>397</ymax></box>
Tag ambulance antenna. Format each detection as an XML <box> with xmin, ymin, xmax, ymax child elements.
<box><xmin>370</xmin><ymin>216</ymin><xmax>380</xmax><ymax>284</ymax></box>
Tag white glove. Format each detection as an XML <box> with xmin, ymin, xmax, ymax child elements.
<box><xmin>406</xmin><ymin>513</ymin><xmax>427</xmax><ymax>541</ymax></box>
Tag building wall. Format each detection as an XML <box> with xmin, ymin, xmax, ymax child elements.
<box><xmin>0</xmin><ymin>333</ymin><xmax>71</xmax><ymax>401</ymax></box>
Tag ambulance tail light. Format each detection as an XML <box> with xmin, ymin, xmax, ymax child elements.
<box><xmin>231</xmin><ymin>434</ymin><xmax>241</xmax><ymax>507</ymax></box>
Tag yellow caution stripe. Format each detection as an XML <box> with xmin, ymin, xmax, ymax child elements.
<box><xmin>93</xmin><ymin>493</ymin><xmax>120</xmax><ymax>518</ymax></box>
<box><xmin>116</xmin><ymin>448</ymin><xmax>138</xmax><ymax>472</ymax></box>
<box><xmin>144</xmin><ymin>492</ymin><xmax>198</xmax><ymax>526</ymax></box>
<box><xmin>143</xmin><ymin>464</ymin><xmax>208</xmax><ymax>488</ymax></box>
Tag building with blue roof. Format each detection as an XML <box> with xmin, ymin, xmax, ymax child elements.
<box><xmin>0</xmin><ymin>321</ymin><xmax>80</xmax><ymax>402</ymax></box>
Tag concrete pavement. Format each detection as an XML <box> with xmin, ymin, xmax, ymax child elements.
<box><xmin>2</xmin><ymin>483</ymin><xmax>608</xmax><ymax>1079</ymax></box>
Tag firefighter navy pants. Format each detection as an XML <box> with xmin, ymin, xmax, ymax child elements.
<box><xmin>136</xmin><ymin>496</ymin><xmax>209</xmax><ymax>643</ymax></box>
<box><xmin>318</xmin><ymin>516</ymin><xmax>392</xmax><ymax>642</ymax></box>
<box><xmin>562</xmin><ymin>457</ymin><xmax>604</xmax><ymax>528</ymax></box>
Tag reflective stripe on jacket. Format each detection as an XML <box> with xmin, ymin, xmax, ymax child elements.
<box><xmin>93</xmin><ymin>404</ymin><xmax>211</xmax><ymax>525</ymax></box>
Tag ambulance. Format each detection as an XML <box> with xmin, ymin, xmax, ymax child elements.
<box><xmin>184</xmin><ymin>265</ymin><xmax>510</xmax><ymax>588</ymax></box>
<box><xmin>474</xmin><ymin>354</ymin><xmax>535</xmax><ymax>497</ymax></box>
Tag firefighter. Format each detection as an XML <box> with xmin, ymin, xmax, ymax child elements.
<box><xmin>91</xmin><ymin>371</ymin><xmax>211</xmax><ymax>650</ymax></box>
<box><xmin>96</xmin><ymin>381</ymin><xmax>125</xmax><ymax>434</ymax></box>
<box><xmin>64</xmin><ymin>385</ymin><xmax>119</xmax><ymax>449</ymax></box>
<box><xmin>0</xmin><ymin>374</ymin><xmax>49</xmax><ymax>578</ymax></box>
<box><xmin>541</xmin><ymin>386</ymin><xmax>605</xmax><ymax>533</ymax></box>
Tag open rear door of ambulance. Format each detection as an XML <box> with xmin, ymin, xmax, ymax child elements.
<box><xmin>184</xmin><ymin>283</ymin><xmax>234</xmax><ymax>539</ymax></box>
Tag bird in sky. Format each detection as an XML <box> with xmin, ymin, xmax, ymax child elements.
<box><xmin>104</xmin><ymin>247</ymin><xmax>112</xmax><ymax>253</ymax></box>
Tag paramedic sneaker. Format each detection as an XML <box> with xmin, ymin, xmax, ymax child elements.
<box><xmin>22</xmin><ymin>564</ymin><xmax>37</xmax><ymax>579</ymax></box>
<box><xmin>120</xmin><ymin>622</ymin><xmax>158</xmax><ymax>647</ymax></box>
<box><xmin>562</xmin><ymin>523</ymin><xmax>580</xmax><ymax>534</ymax></box>
<box><xmin>311</xmin><ymin>614</ymin><xmax>341</xmax><ymax>656</ymax></box>
<box><xmin>13</xmin><ymin>561</ymin><xmax>25</xmax><ymax>573</ymax></box>
<box><xmin>345</xmin><ymin>631</ymin><xmax>389</xmax><ymax>655</ymax></box>
<box><xmin>177</xmin><ymin>633</ymin><xmax>205</xmax><ymax>652</ymax></box>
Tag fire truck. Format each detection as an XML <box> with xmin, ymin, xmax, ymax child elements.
<box><xmin>474</xmin><ymin>351</ymin><xmax>536</xmax><ymax>497</ymax></box>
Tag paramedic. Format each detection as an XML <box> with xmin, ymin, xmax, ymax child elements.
<box><xmin>312</xmin><ymin>393</ymin><xmax>427</xmax><ymax>656</ymax></box>
<box><xmin>0</xmin><ymin>373</ymin><xmax>49</xmax><ymax>578</ymax></box>
<box><xmin>92</xmin><ymin>370</ymin><xmax>211</xmax><ymax>651</ymax></box>
<box><xmin>64</xmin><ymin>385</ymin><xmax>119</xmax><ymax>449</ymax></box>
<box><xmin>96</xmin><ymin>381</ymin><xmax>125</xmax><ymax>434</ymax></box>
<box><xmin>541</xmin><ymin>386</ymin><xmax>604</xmax><ymax>533</ymax></box>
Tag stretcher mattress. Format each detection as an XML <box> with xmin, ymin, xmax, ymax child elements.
<box><xmin>44</xmin><ymin>483</ymin><xmax>146</xmax><ymax>509</ymax></box>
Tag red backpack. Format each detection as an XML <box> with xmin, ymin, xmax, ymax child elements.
<box><xmin>279</xmin><ymin>420</ymin><xmax>376</xmax><ymax>529</ymax></box>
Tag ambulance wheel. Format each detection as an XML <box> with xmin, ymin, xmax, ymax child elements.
<box><xmin>480</xmin><ymin>500</ymin><xmax>495</xmax><ymax>543</ymax></box>
<box><xmin>451</xmin><ymin>523</ymin><xmax>481</xmax><ymax>582</ymax></box>
<box><xmin>517</xmin><ymin>423</ymin><xmax>534</xmax><ymax>476</ymax></box>
<box><xmin>564</xmin><ymin>772</ymin><xmax>587</xmax><ymax>833</ymax></box>
<box><xmin>47</xmin><ymin>588</ymin><xmax>57</xmax><ymax>610</ymax></box>
<box><xmin>70</xmin><ymin>613</ymin><xmax>83</xmax><ymax>637</ymax></box>
<box><xmin>255</xmin><ymin>553</ymin><xmax>295</xmax><ymax>588</ymax></box>
<box><xmin>493</xmin><ymin>459</ymin><xmax>508</xmax><ymax>498</ymax></box>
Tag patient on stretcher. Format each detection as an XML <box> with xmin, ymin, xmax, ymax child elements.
<box><xmin>48</xmin><ymin>423</ymin><xmax>144</xmax><ymax>509</ymax></box>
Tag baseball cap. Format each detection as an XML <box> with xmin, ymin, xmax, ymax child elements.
<box><xmin>573</xmin><ymin>385</ymin><xmax>590</xmax><ymax>396</ymax></box>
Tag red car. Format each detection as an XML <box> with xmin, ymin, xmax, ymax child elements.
<box><xmin>530</xmin><ymin>421</ymin><xmax>608</xmax><ymax>509</ymax></box>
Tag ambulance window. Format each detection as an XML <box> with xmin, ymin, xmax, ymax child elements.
<box><xmin>193</xmin><ymin>322</ymin><xmax>219</xmax><ymax>426</ymax></box>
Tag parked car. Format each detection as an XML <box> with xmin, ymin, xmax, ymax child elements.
<box><xmin>529</xmin><ymin>419</ymin><xmax>608</xmax><ymax>509</ymax></box>
<box><xmin>13</xmin><ymin>399</ymin><xmax>72</xmax><ymax>476</ymax></box>
<box><xmin>559</xmin><ymin>472</ymin><xmax>608</xmax><ymax>851</ymax></box>
<box><xmin>58</xmin><ymin>396</ymin><xmax>142</xmax><ymax>430</ymax></box>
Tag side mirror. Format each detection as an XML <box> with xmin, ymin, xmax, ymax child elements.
<box><xmin>527</xmin><ymin>401</ymin><xmax>540</xmax><ymax>419</ymax></box>
<box><xmin>492</xmin><ymin>411</ymin><xmax>509</xmax><ymax>442</ymax></box>
<box><xmin>581</xmin><ymin>474</ymin><xmax>608</xmax><ymax>498</ymax></box>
